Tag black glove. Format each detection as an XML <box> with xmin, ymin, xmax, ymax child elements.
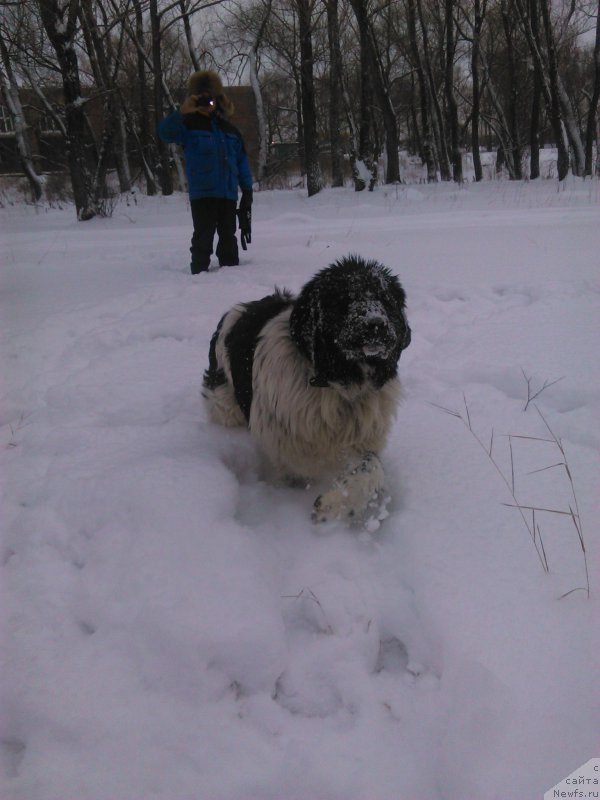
<box><xmin>237</xmin><ymin>191</ymin><xmax>252</xmax><ymax>250</ymax></box>
<box><xmin>239</xmin><ymin>189</ymin><xmax>253</xmax><ymax>211</ymax></box>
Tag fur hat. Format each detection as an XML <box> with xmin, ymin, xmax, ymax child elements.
<box><xmin>187</xmin><ymin>69</ymin><xmax>234</xmax><ymax>118</ymax></box>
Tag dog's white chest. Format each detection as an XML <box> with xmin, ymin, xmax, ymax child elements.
<box><xmin>249</xmin><ymin>311</ymin><xmax>399</xmax><ymax>480</ymax></box>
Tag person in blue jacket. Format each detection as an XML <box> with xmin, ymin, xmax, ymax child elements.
<box><xmin>159</xmin><ymin>70</ymin><xmax>253</xmax><ymax>274</ymax></box>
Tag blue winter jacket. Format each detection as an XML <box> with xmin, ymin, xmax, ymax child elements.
<box><xmin>158</xmin><ymin>110</ymin><xmax>253</xmax><ymax>201</ymax></box>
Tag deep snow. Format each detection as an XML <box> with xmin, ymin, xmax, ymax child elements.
<box><xmin>1</xmin><ymin>178</ymin><xmax>599</xmax><ymax>800</ymax></box>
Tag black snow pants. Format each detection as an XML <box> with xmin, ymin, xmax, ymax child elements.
<box><xmin>190</xmin><ymin>197</ymin><xmax>239</xmax><ymax>274</ymax></box>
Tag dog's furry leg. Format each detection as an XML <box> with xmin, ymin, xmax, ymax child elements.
<box><xmin>202</xmin><ymin>306</ymin><xmax>247</xmax><ymax>428</ymax></box>
<box><xmin>311</xmin><ymin>452</ymin><xmax>389</xmax><ymax>528</ymax></box>
<box><xmin>202</xmin><ymin>381</ymin><xmax>246</xmax><ymax>427</ymax></box>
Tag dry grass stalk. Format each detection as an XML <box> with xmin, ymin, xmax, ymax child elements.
<box><xmin>521</xmin><ymin>368</ymin><xmax>564</xmax><ymax>411</ymax></box>
<box><xmin>431</xmin><ymin>396</ymin><xmax>590</xmax><ymax>598</ymax></box>
<box><xmin>431</xmin><ymin>396</ymin><xmax>550</xmax><ymax>573</ymax></box>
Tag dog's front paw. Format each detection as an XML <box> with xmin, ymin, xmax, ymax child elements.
<box><xmin>312</xmin><ymin>485</ymin><xmax>354</xmax><ymax>524</ymax></box>
<box><xmin>311</xmin><ymin>453</ymin><xmax>388</xmax><ymax>529</ymax></box>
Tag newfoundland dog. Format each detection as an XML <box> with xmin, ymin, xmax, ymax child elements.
<box><xmin>202</xmin><ymin>255</ymin><xmax>411</xmax><ymax>526</ymax></box>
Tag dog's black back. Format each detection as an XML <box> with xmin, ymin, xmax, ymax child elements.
<box><xmin>203</xmin><ymin>291</ymin><xmax>293</xmax><ymax>422</ymax></box>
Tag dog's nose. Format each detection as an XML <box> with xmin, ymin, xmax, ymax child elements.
<box><xmin>366</xmin><ymin>316</ymin><xmax>386</xmax><ymax>332</ymax></box>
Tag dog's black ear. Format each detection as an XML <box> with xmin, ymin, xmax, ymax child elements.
<box><xmin>290</xmin><ymin>278</ymin><xmax>360</xmax><ymax>387</ymax></box>
<box><xmin>289</xmin><ymin>280</ymin><xmax>320</xmax><ymax>364</ymax></box>
<box><xmin>290</xmin><ymin>287</ymin><xmax>334</xmax><ymax>386</ymax></box>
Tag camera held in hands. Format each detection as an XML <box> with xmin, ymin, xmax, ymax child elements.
<box><xmin>196</xmin><ymin>95</ymin><xmax>216</xmax><ymax>109</ymax></box>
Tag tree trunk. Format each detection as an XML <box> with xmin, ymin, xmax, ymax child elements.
<box><xmin>296</xmin><ymin>0</ymin><xmax>323</xmax><ymax>196</ymax></box>
<box><xmin>248</xmin><ymin>49</ymin><xmax>268</xmax><ymax>184</ymax></box>
<box><xmin>325</xmin><ymin>0</ymin><xmax>345</xmax><ymax>187</ymax></box>
<box><xmin>366</xmin><ymin>24</ymin><xmax>400</xmax><ymax>183</ymax></box>
<box><xmin>150</xmin><ymin>0</ymin><xmax>173</xmax><ymax>195</ymax></box>
<box><xmin>471</xmin><ymin>0</ymin><xmax>483</xmax><ymax>182</ymax></box>
<box><xmin>0</xmin><ymin>31</ymin><xmax>43</xmax><ymax>201</ymax></box>
<box><xmin>529</xmin><ymin>0</ymin><xmax>542</xmax><ymax>179</ymax></box>
<box><xmin>417</xmin><ymin>0</ymin><xmax>451</xmax><ymax>179</ymax></box>
<box><xmin>116</xmin><ymin>111</ymin><xmax>132</xmax><ymax>190</ymax></box>
<box><xmin>350</xmin><ymin>0</ymin><xmax>377</xmax><ymax>190</ymax></box>
<box><xmin>294</xmin><ymin>70</ymin><xmax>305</xmax><ymax>175</ymax></box>
<box><xmin>79</xmin><ymin>0</ymin><xmax>132</xmax><ymax>195</ymax></box>
<box><xmin>515</xmin><ymin>0</ymin><xmax>570</xmax><ymax>179</ymax></box>
<box><xmin>445</xmin><ymin>0</ymin><xmax>462</xmax><ymax>182</ymax></box>
<box><xmin>134</xmin><ymin>0</ymin><xmax>157</xmax><ymax>195</ymax></box>
<box><xmin>501</xmin><ymin>1</ymin><xmax>523</xmax><ymax>179</ymax></box>
<box><xmin>538</xmin><ymin>0</ymin><xmax>570</xmax><ymax>179</ymax></box>
<box><xmin>407</xmin><ymin>0</ymin><xmax>437</xmax><ymax>181</ymax></box>
<box><xmin>530</xmin><ymin>74</ymin><xmax>542</xmax><ymax>178</ymax></box>
<box><xmin>180</xmin><ymin>0</ymin><xmax>201</xmax><ymax>71</ymax></box>
<box><xmin>558</xmin><ymin>76</ymin><xmax>585</xmax><ymax>176</ymax></box>
<box><xmin>479</xmin><ymin>50</ymin><xmax>518</xmax><ymax>177</ymax></box>
<box><xmin>584</xmin><ymin>0</ymin><xmax>600</xmax><ymax>176</ymax></box>
<box><xmin>340</xmin><ymin>72</ymin><xmax>361</xmax><ymax>189</ymax></box>
<box><xmin>248</xmin><ymin>0</ymin><xmax>272</xmax><ymax>185</ymax></box>
<box><xmin>38</xmin><ymin>0</ymin><xmax>97</xmax><ymax>220</ymax></box>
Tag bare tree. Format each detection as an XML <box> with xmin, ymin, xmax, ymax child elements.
<box><xmin>79</xmin><ymin>0</ymin><xmax>133</xmax><ymax>193</ymax></box>
<box><xmin>348</xmin><ymin>0</ymin><xmax>377</xmax><ymax>189</ymax></box>
<box><xmin>501</xmin><ymin>0</ymin><xmax>523</xmax><ymax>179</ymax></box>
<box><xmin>180</xmin><ymin>0</ymin><xmax>202</xmax><ymax>70</ymax></box>
<box><xmin>247</xmin><ymin>0</ymin><xmax>272</xmax><ymax>184</ymax></box>
<box><xmin>295</xmin><ymin>0</ymin><xmax>323</xmax><ymax>195</ymax></box>
<box><xmin>515</xmin><ymin>0</ymin><xmax>571</xmax><ymax>179</ymax></box>
<box><xmin>366</xmin><ymin>12</ymin><xmax>401</xmax><ymax>183</ymax></box>
<box><xmin>2</xmin><ymin>0</ymin><xmax>597</xmax><ymax>205</ymax></box>
<box><xmin>37</xmin><ymin>0</ymin><xmax>98</xmax><ymax>219</ymax></box>
<box><xmin>0</xmin><ymin>27</ymin><xmax>44</xmax><ymax>200</ymax></box>
<box><xmin>444</xmin><ymin>0</ymin><xmax>463</xmax><ymax>182</ymax></box>
<box><xmin>325</xmin><ymin>0</ymin><xmax>345</xmax><ymax>186</ymax></box>
<box><xmin>470</xmin><ymin>0</ymin><xmax>486</xmax><ymax>181</ymax></box>
<box><xmin>150</xmin><ymin>0</ymin><xmax>174</xmax><ymax>194</ymax></box>
<box><xmin>417</xmin><ymin>0</ymin><xmax>451</xmax><ymax>180</ymax></box>
<box><xmin>408</xmin><ymin>0</ymin><xmax>437</xmax><ymax>180</ymax></box>
<box><xmin>585</xmin><ymin>0</ymin><xmax>600</xmax><ymax>175</ymax></box>
<box><xmin>529</xmin><ymin>0</ymin><xmax>543</xmax><ymax>178</ymax></box>
<box><xmin>132</xmin><ymin>0</ymin><xmax>158</xmax><ymax>194</ymax></box>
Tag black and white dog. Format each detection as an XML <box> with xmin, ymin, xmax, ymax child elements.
<box><xmin>202</xmin><ymin>255</ymin><xmax>411</xmax><ymax>526</ymax></box>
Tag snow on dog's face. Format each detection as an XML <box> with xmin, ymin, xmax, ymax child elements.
<box><xmin>289</xmin><ymin>255</ymin><xmax>411</xmax><ymax>389</ymax></box>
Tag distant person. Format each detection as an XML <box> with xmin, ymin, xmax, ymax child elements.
<box><xmin>159</xmin><ymin>70</ymin><xmax>253</xmax><ymax>274</ymax></box>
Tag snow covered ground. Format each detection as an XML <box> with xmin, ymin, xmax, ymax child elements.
<box><xmin>1</xmin><ymin>178</ymin><xmax>599</xmax><ymax>800</ymax></box>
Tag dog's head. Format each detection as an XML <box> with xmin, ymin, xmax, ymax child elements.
<box><xmin>289</xmin><ymin>255</ymin><xmax>411</xmax><ymax>389</ymax></box>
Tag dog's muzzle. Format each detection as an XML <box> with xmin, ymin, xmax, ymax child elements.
<box><xmin>360</xmin><ymin>317</ymin><xmax>392</xmax><ymax>357</ymax></box>
<box><xmin>339</xmin><ymin>301</ymin><xmax>397</xmax><ymax>360</ymax></box>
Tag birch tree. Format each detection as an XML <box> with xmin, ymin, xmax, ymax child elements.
<box><xmin>0</xmin><ymin>27</ymin><xmax>44</xmax><ymax>200</ymax></box>
<box><xmin>444</xmin><ymin>0</ymin><xmax>463</xmax><ymax>181</ymax></box>
<box><xmin>247</xmin><ymin>0</ymin><xmax>272</xmax><ymax>184</ymax></box>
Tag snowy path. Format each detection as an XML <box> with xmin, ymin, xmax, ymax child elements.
<box><xmin>1</xmin><ymin>181</ymin><xmax>599</xmax><ymax>799</ymax></box>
